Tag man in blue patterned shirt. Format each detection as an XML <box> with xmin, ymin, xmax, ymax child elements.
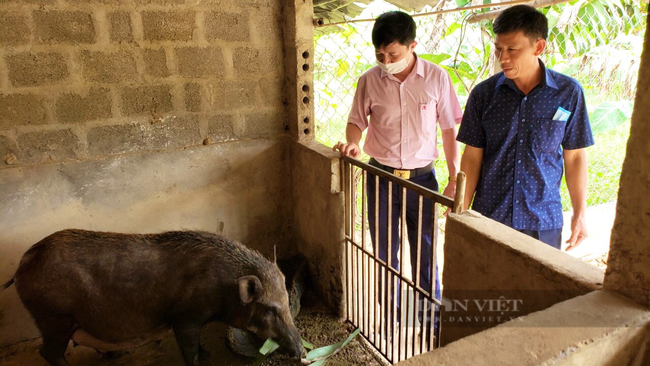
<box><xmin>457</xmin><ymin>5</ymin><xmax>594</xmax><ymax>250</ymax></box>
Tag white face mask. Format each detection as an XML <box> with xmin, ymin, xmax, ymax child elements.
<box><xmin>378</xmin><ymin>52</ymin><xmax>410</xmax><ymax>74</ymax></box>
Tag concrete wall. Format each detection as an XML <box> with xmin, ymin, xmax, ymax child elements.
<box><xmin>441</xmin><ymin>211</ymin><xmax>605</xmax><ymax>345</ymax></box>
<box><xmin>290</xmin><ymin>140</ymin><xmax>346</xmax><ymax>315</ymax></box>
<box><xmin>0</xmin><ymin>0</ymin><xmax>286</xmax><ymax>167</ymax></box>
<box><xmin>398</xmin><ymin>291</ymin><xmax>650</xmax><ymax>366</ymax></box>
<box><xmin>604</xmin><ymin>11</ymin><xmax>650</xmax><ymax>308</ymax></box>
<box><xmin>0</xmin><ymin>0</ymin><xmax>296</xmax><ymax>347</ymax></box>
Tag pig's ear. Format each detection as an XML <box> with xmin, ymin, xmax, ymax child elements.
<box><xmin>238</xmin><ymin>275</ymin><xmax>263</xmax><ymax>305</ymax></box>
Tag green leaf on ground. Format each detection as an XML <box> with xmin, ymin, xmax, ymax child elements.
<box><xmin>259</xmin><ymin>338</ymin><xmax>280</xmax><ymax>356</ymax></box>
<box><xmin>302</xmin><ymin>338</ymin><xmax>315</xmax><ymax>350</ymax></box>
<box><xmin>305</xmin><ymin>328</ymin><xmax>361</xmax><ymax>361</ymax></box>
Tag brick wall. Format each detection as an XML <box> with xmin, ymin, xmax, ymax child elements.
<box><xmin>0</xmin><ymin>0</ymin><xmax>286</xmax><ymax>168</ymax></box>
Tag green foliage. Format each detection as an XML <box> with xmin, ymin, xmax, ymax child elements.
<box><xmin>589</xmin><ymin>101</ymin><xmax>633</xmax><ymax>134</ymax></box>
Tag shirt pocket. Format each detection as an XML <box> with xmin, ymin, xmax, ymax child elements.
<box><xmin>534</xmin><ymin>118</ymin><xmax>566</xmax><ymax>153</ymax></box>
<box><xmin>418</xmin><ymin>102</ymin><xmax>437</xmax><ymax>139</ymax></box>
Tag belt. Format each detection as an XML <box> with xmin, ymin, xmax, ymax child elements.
<box><xmin>369</xmin><ymin>158</ymin><xmax>433</xmax><ymax>180</ymax></box>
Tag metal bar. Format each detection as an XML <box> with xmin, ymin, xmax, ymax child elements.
<box><xmin>431</xmin><ymin>201</ymin><xmax>439</xmax><ymax>297</ymax></box>
<box><xmin>415</xmin><ymin>196</ymin><xmax>423</xmax><ymax>288</ymax></box>
<box><xmin>381</xmin><ymin>263</ymin><xmax>387</xmax><ymax>356</ymax></box>
<box><xmin>413</xmin><ymin>195</ymin><xmax>423</xmax><ymax>357</ymax></box>
<box><xmin>413</xmin><ymin>290</ymin><xmax>420</xmax><ymax>356</ymax></box>
<box><xmin>357</xmin><ymin>247</ymin><xmax>362</xmax><ymax>335</ymax></box>
<box><xmin>351</xmin><ymin>167</ymin><xmax>357</xmax><ymax>247</ymax></box>
<box><xmin>374</xmin><ymin>173</ymin><xmax>380</xmax><ymax>257</ymax></box>
<box><xmin>365</xmin><ymin>254</ymin><xmax>373</xmax><ymax>348</ymax></box>
<box><xmin>344</xmin><ymin>162</ymin><xmax>351</xmax><ymax>322</ymax></box>
<box><xmin>391</xmin><ymin>272</ymin><xmax>397</xmax><ymax>362</ymax></box>
<box><xmin>352</xmin><ymin>241</ymin><xmax>357</xmax><ymax>327</ymax></box>
<box><xmin>342</xmin><ymin>156</ymin><xmax>454</xmax><ymax>208</ymax></box>
<box><xmin>404</xmin><ymin>281</ymin><xmax>412</xmax><ymax>361</ymax></box>
<box><xmin>431</xmin><ymin>200</ymin><xmax>439</xmax><ymax>349</ymax></box>
<box><xmin>386</xmin><ymin>179</ymin><xmax>394</xmax><ymax>363</ymax></box>
<box><xmin>360</xmin><ymin>249</ymin><xmax>365</xmax><ymax>333</ymax></box>
<box><xmin>398</xmin><ymin>186</ymin><xmax>407</xmax><ymax>362</ymax></box>
<box><xmin>421</xmin><ymin>298</ymin><xmax>428</xmax><ymax>353</ymax></box>
<box><xmin>315</xmin><ymin>0</ymin><xmax>540</xmax><ymax>27</ymax></box>
<box><xmin>373</xmin><ymin>173</ymin><xmax>380</xmax><ymax>349</ymax></box>
<box><xmin>361</xmin><ymin>171</ymin><xmax>368</xmax><ymax>337</ymax></box>
<box><xmin>387</xmin><ymin>180</ymin><xmax>393</xmax><ymax>275</ymax></box>
<box><xmin>344</xmin><ymin>162</ymin><xmax>351</xmax><ymax>239</ymax></box>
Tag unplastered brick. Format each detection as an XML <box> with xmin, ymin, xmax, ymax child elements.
<box><xmin>142</xmin><ymin>48</ymin><xmax>170</xmax><ymax>78</ymax></box>
<box><xmin>141</xmin><ymin>11</ymin><xmax>195</xmax><ymax>42</ymax></box>
<box><xmin>175</xmin><ymin>47</ymin><xmax>225</xmax><ymax>78</ymax></box>
<box><xmin>109</xmin><ymin>11</ymin><xmax>134</xmax><ymax>44</ymax></box>
<box><xmin>204</xmin><ymin>11</ymin><xmax>250</xmax><ymax>42</ymax></box>
<box><xmin>6</xmin><ymin>52</ymin><xmax>69</xmax><ymax>87</ymax></box>
<box><xmin>0</xmin><ymin>93</ymin><xmax>49</xmax><ymax>130</ymax></box>
<box><xmin>80</xmin><ymin>50</ymin><xmax>139</xmax><ymax>84</ymax></box>
<box><xmin>55</xmin><ymin>87</ymin><xmax>113</xmax><ymax>124</ymax></box>
<box><xmin>0</xmin><ymin>11</ymin><xmax>30</xmax><ymax>46</ymax></box>
<box><xmin>120</xmin><ymin>84</ymin><xmax>173</xmax><ymax>116</ymax></box>
<box><xmin>33</xmin><ymin>10</ymin><xmax>96</xmax><ymax>44</ymax></box>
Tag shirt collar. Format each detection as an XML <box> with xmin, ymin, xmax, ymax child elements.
<box><xmin>495</xmin><ymin>59</ymin><xmax>559</xmax><ymax>91</ymax></box>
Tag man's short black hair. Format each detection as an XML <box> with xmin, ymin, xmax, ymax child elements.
<box><xmin>372</xmin><ymin>11</ymin><xmax>416</xmax><ymax>49</ymax></box>
<box><xmin>493</xmin><ymin>5</ymin><xmax>548</xmax><ymax>41</ymax></box>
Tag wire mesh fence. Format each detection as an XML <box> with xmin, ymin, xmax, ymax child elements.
<box><xmin>314</xmin><ymin>0</ymin><xmax>647</xmax><ymax>210</ymax></box>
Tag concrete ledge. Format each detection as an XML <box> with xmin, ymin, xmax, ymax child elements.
<box><xmin>293</xmin><ymin>139</ymin><xmax>341</xmax><ymax>193</ymax></box>
<box><xmin>290</xmin><ymin>139</ymin><xmax>345</xmax><ymax>316</ymax></box>
<box><xmin>441</xmin><ymin>212</ymin><xmax>605</xmax><ymax>345</ymax></box>
<box><xmin>398</xmin><ymin>290</ymin><xmax>650</xmax><ymax>365</ymax></box>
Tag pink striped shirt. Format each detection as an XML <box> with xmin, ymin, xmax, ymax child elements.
<box><xmin>348</xmin><ymin>55</ymin><xmax>462</xmax><ymax>169</ymax></box>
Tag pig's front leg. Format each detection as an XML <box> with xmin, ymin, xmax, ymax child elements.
<box><xmin>172</xmin><ymin>324</ymin><xmax>202</xmax><ymax>366</ymax></box>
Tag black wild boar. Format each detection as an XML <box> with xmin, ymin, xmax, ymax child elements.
<box><xmin>1</xmin><ymin>229</ymin><xmax>303</xmax><ymax>366</ymax></box>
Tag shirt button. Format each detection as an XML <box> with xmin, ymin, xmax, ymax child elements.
<box><xmin>522</xmin><ymin>118</ymin><xmax>526</xmax><ymax>122</ymax></box>
<box><xmin>403</xmin><ymin>103</ymin><xmax>406</xmax><ymax>106</ymax></box>
<box><xmin>516</xmin><ymin>180</ymin><xmax>520</xmax><ymax>184</ymax></box>
<box><xmin>515</xmin><ymin>200</ymin><xmax>520</xmax><ymax>203</ymax></box>
<box><xmin>519</xmin><ymin>139</ymin><xmax>523</xmax><ymax>143</ymax></box>
<box><xmin>517</xmin><ymin>159</ymin><xmax>521</xmax><ymax>163</ymax></box>
<box><xmin>523</xmin><ymin>97</ymin><xmax>528</xmax><ymax>101</ymax></box>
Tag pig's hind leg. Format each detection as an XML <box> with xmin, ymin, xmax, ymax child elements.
<box><xmin>35</xmin><ymin>315</ymin><xmax>75</xmax><ymax>366</ymax></box>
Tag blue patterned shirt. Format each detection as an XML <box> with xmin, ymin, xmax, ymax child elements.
<box><xmin>457</xmin><ymin>61</ymin><xmax>594</xmax><ymax>230</ymax></box>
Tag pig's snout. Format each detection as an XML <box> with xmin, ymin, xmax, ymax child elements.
<box><xmin>281</xmin><ymin>326</ymin><xmax>304</xmax><ymax>359</ymax></box>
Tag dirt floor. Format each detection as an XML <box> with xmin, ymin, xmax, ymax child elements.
<box><xmin>0</xmin><ymin>291</ymin><xmax>385</xmax><ymax>366</ymax></box>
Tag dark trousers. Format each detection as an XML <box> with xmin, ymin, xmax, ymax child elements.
<box><xmin>518</xmin><ymin>228</ymin><xmax>563</xmax><ymax>249</ymax></box>
<box><xmin>367</xmin><ymin>167</ymin><xmax>441</xmax><ymax>335</ymax></box>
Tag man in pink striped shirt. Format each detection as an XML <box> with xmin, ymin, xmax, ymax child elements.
<box><xmin>333</xmin><ymin>11</ymin><xmax>462</xmax><ymax>343</ymax></box>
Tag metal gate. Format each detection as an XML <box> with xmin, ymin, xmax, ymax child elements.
<box><xmin>342</xmin><ymin>156</ymin><xmax>464</xmax><ymax>363</ymax></box>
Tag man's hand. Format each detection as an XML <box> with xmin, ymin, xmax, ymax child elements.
<box><xmin>333</xmin><ymin>141</ymin><xmax>361</xmax><ymax>159</ymax></box>
<box><xmin>441</xmin><ymin>180</ymin><xmax>457</xmax><ymax>216</ymax></box>
<box><xmin>566</xmin><ymin>212</ymin><xmax>588</xmax><ymax>251</ymax></box>
<box><xmin>442</xmin><ymin>181</ymin><xmax>456</xmax><ymax>199</ymax></box>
